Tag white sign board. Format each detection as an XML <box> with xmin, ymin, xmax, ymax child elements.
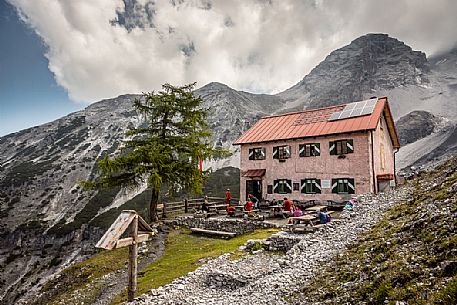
<box><xmin>321</xmin><ymin>180</ymin><xmax>331</xmax><ymax>188</ymax></box>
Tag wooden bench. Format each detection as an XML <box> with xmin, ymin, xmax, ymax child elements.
<box><xmin>190</xmin><ymin>227</ymin><xmax>236</xmax><ymax>239</ymax></box>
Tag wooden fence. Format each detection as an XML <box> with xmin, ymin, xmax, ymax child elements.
<box><xmin>157</xmin><ymin>197</ymin><xmax>239</xmax><ymax>217</ymax></box>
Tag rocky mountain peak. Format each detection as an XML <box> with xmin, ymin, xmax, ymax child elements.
<box><xmin>278</xmin><ymin>33</ymin><xmax>430</xmax><ymax>109</ymax></box>
<box><xmin>396</xmin><ymin>110</ymin><xmax>440</xmax><ymax>145</ymax></box>
<box><xmin>198</xmin><ymin>82</ymin><xmax>231</xmax><ymax>91</ymax></box>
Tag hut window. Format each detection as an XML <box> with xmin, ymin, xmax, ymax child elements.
<box><xmin>380</xmin><ymin>144</ymin><xmax>385</xmax><ymax>170</ymax></box>
<box><xmin>273</xmin><ymin>145</ymin><xmax>291</xmax><ymax>159</ymax></box>
<box><xmin>301</xmin><ymin>179</ymin><xmax>321</xmax><ymax>194</ymax></box>
<box><xmin>329</xmin><ymin>139</ymin><xmax>353</xmax><ymax>155</ymax></box>
<box><xmin>248</xmin><ymin>147</ymin><xmax>266</xmax><ymax>160</ymax></box>
<box><xmin>299</xmin><ymin>143</ymin><xmax>320</xmax><ymax>157</ymax></box>
<box><xmin>273</xmin><ymin>179</ymin><xmax>292</xmax><ymax>194</ymax></box>
<box><xmin>331</xmin><ymin>178</ymin><xmax>355</xmax><ymax>194</ymax></box>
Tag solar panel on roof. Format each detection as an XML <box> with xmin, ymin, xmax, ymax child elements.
<box><xmin>329</xmin><ymin>112</ymin><xmax>341</xmax><ymax>121</ymax></box>
<box><xmin>327</xmin><ymin>97</ymin><xmax>378</xmax><ymax>122</ymax></box>
<box><xmin>344</xmin><ymin>103</ymin><xmax>357</xmax><ymax>110</ymax></box>
<box><xmin>365</xmin><ymin>99</ymin><xmax>377</xmax><ymax>108</ymax></box>
<box><xmin>338</xmin><ymin>110</ymin><xmax>352</xmax><ymax>119</ymax></box>
<box><xmin>351</xmin><ymin>108</ymin><xmax>364</xmax><ymax>116</ymax></box>
<box><xmin>361</xmin><ymin>105</ymin><xmax>375</xmax><ymax>115</ymax></box>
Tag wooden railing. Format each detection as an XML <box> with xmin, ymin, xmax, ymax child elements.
<box><xmin>157</xmin><ymin>197</ymin><xmax>239</xmax><ymax>217</ymax></box>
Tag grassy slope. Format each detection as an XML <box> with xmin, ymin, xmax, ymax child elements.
<box><xmin>37</xmin><ymin>228</ymin><xmax>278</xmax><ymax>305</ymax></box>
<box><xmin>291</xmin><ymin>158</ymin><xmax>457</xmax><ymax>304</ymax></box>
<box><xmin>38</xmin><ymin>247</ymin><xmax>129</xmax><ymax>305</ymax></box>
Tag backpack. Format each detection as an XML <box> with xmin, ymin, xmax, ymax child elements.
<box><xmin>326</xmin><ymin>214</ymin><xmax>331</xmax><ymax>222</ymax></box>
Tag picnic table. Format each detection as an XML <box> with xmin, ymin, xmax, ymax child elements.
<box><xmin>269</xmin><ymin>204</ymin><xmax>290</xmax><ymax>218</ymax></box>
<box><xmin>288</xmin><ymin>214</ymin><xmax>316</xmax><ymax>225</ymax></box>
<box><xmin>304</xmin><ymin>205</ymin><xmax>328</xmax><ymax>213</ymax></box>
<box><xmin>269</xmin><ymin>204</ymin><xmax>283</xmax><ymax>213</ymax></box>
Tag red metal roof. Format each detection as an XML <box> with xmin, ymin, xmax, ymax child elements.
<box><xmin>234</xmin><ymin>97</ymin><xmax>400</xmax><ymax>148</ymax></box>
<box><xmin>241</xmin><ymin>169</ymin><xmax>266</xmax><ymax>177</ymax></box>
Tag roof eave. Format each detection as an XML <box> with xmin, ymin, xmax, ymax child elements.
<box><xmin>232</xmin><ymin>128</ymin><xmax>375</xmax><ymax>146</ymax></box>
<box><xmin>381</xmin><ymin>98</ymin><xmax>401</xmax><ymax>149</ymax></box>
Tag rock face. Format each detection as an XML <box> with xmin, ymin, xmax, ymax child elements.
<box><xmin>278</xmin><ymin>34</ymin><xmax>430</xmax><ymax>109</ymax></box>
<box><xmin>1</xmin><ymin>33</ymin><xmax>457</xmax><ymax>303</ymax></box>
<box><xmin>396</xmin><ymin>110</ymin><xmax>439</xmax><ymax>145</ymax></box>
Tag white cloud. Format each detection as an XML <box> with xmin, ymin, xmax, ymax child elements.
<box><xmin>9</xmin><ymin>0</ymin><xmax>457</xmax><ymax>103</ymax></box>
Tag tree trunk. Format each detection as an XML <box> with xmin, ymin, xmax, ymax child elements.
<box><xmin>149</xmin><ymin>188</ymin><xmax>160</xmax><ymax>222</ymax></box>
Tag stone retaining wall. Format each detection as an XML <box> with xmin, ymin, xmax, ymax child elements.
<box><xmin>170</xmin><ymin>216</ymin><xmax>276</xmax><ymax>235</ymax></box>
<box><xmin>242</xmin><ymin>232</ymin><xmax>304</xmax><ymax>253</ymax></box>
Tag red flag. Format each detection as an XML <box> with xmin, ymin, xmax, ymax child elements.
<box><xmin>199</xmin><ymin>158</ymin><xmax>203</xmax><ymax>173</ymax></box>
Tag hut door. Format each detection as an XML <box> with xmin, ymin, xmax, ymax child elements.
<box><xmin>246</xmin><ymin>180</ymin><xmax>262</xmax><ymax>201</ymax></box>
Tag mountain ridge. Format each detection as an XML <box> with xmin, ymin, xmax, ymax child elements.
<box><xmin>1</xmin><ymin>33</ymin><xmax>457</xmax><ymax>303</ymax></box>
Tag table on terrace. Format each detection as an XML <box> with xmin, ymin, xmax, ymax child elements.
<box><xmin>304</xmin><ymin>205</ymin><xmax>328</xmax><ymax>213</ymax></box>
<box><xmin>288</xmin><ymin>214</ymin><xmax>316</xmax><ymax>224</ymax></box>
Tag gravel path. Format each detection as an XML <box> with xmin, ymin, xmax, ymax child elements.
<box><xmin>129</xmin><ymin>189</ymin><xmax>412</xmax><ymax>305</ymax></box>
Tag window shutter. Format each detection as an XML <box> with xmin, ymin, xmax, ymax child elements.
<box><xmin>285</xmin><ymin>146</ymin><xmax>291</xmax><ymax>157</ymax></box>
<box><xmin>273</xmin><ymin>147</ymin><xmax>279</xmax><ymax>159</ymax></box>
<box><xmin>313</xmin><ymin>143</ymin><xmax>321</xmax><ymax>156</ymax></box>
<box><xmin>300</xmin><ymin>179</ymin><xmax>306</xmax><ymax>193</ymax></box>
<box><xmin>286</xmin><ymin>179</ymin><xmax>292</xmax><ymax>193</ymax></box>
<box><xmin>273</xmin><ymin>180</ymin><xmax>279</xmax><ymax>193</ymax></box>
<box><xmin>329</xmin><ymin>141</ymin><xmax>336</xmax><ymax>155</ymax></box>
<box><xmin>299</xmin><ymin>144</ymin><xmax>305</xmax><ymax>157</ymax></box>
<box><xmin>348</xmin><ymin>178</ymin><xmax>355</xmax><ymax>194</ymax></box>
<box><xmin>331</xmin><ymin>179</ymin><xmax>338</xmax><ymax>193</ymax></box>
<box><xmin>314</xmin><ymin>179</ymin><xmax>322</xmax><ymax>194</ymax></box>
<box><xmin>248</xmin><ymin>149</ymin><xmax>254</xmax><ymax>160</ymax></box>
<box><xmin>346</xmin><ymin>140</ymin><xmax>354</xmax><ymax>153</ymax></box>
<box><xmin>260</xmin><ymin>148</ymin><xmax>266</xmax><ymax>159</ymax></box>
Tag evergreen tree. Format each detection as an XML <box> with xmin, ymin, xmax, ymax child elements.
<box><xmin>82</xmin><ymin>83</ymin><xmax>226</xmax><ymax>222</ymax></box>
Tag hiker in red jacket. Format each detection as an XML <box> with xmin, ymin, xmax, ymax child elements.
<box><xmin>283</xmin><ymin>197</ymin><xmax>293</xmax><ymax>216</ymax></box>
<box><xmin>225</xmin><ymin>188</ymin><xmax>231</xmax><ymax>205</ymax></box>
<box><xmin>244</xmin><ymin>198</ymin><xmax>253</xmax><ymax>217</ymax></box>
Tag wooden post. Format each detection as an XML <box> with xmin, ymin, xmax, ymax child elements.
<box><xmin>184</xmin><ymin>198</ymin><xmax>188</xmax><ymax>213</ymax></box>
<box><xmin>128</xmin><ymin>215</ymin><xmax>138</xmax><ymax>302</ymax></box>
<box><xmin>96</xmin><ymin>211</ymin><xmax>154</xmax><ymax>303</ymax></box>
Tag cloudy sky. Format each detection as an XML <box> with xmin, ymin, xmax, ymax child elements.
<box><xmin>1</xmin><ymin>0</ymin><xmax>456</xmax><ymax>136</ymax></box>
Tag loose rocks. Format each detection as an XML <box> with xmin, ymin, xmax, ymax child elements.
<box><xmin>129</xmin><ymin>189</ymin><xmax>412</xmax><ymax>305</ymax></box>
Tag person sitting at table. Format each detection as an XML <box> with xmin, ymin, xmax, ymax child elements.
<box><xmin>345</xmin><ymin>199</ymin><xmax>354</xmax><ymax>210</ymax></box>
<box><xmin>292</xmin><ymin>205</ymin><xmax>303</xmax><ymax>217</ymax></box>
<box><xmin>317</xmin><ymin>209</ymin><xmax>329</xmax><ymax>224</ymax></box>
<box><xmin>244</xmin><ymin>198</ymin><xmax>253</xmax><ymax>217</ymax></box>
<box><xmin>201</xmin><ymin>196</ymin><xmax>210</xmax><ymax>213</ymax></box>
<box><xmin>226</xmin><ymin>202</ymin><xmax>235</xmax><ymax>217</ymax></box>
<box><xmin>283</xmin><ymin>197</ymin><xmax>293</xmax><ymax>216</ymax></box>
<box><xmin>248</xmin><ymin>194</ymin><xmax>259</xmax><ymax>209</ymax></box>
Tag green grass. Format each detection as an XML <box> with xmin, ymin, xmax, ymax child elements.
<box><xmin>40</xmin><ymin>247</ymin><xmax>129</xmax><ymax>305</ymax></box>
<box><xmin>38</xmin><ymin>227</ymin><xmax>278</xmax><ymax>305</ymax></box>
<box><xmin>110</xmin><ymin>227</ymin><xmax>279</xmax><ymax>304</ymax></box>
<box><xmin>291</xmin><ymin>160</ymin><xmax>457</xmax><ymax>304</ymax></box>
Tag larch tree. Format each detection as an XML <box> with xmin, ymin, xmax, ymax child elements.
<box><xmin>82</xmin><ymin>83</ymin><xmax>226</xmax><ymax>222</ymax></box>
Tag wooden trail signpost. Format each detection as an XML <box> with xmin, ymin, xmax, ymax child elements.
<box><xmin>96</xmin><ymin>210</ymin><xmax>155</xmax><ymax>302</ymax></box>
